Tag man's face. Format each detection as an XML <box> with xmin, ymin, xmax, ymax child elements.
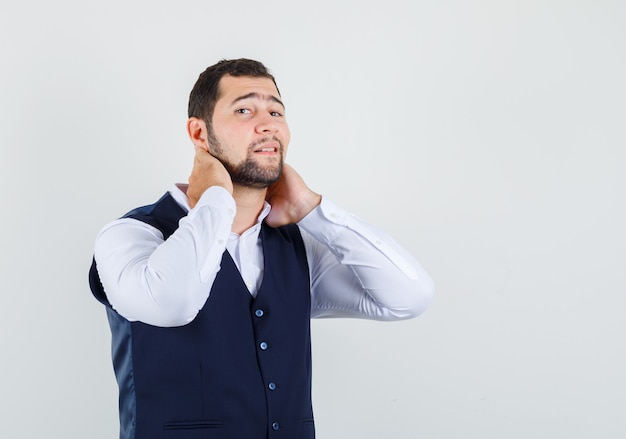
<box><xmin>207</xmin><ymin>75</ymin><xmax>290</xmax><ymax>189</ymax></box>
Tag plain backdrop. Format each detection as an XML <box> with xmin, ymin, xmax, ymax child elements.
<box><xmin>1</xmin><ymin>1</ymin><xmax>625</xmax><ymax>438</ymax></box>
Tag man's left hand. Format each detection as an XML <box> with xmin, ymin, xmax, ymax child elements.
<box><xmin>265</xmin><ymin>164</ymin><xmax>322</xmax><ymax>227</ymax></box>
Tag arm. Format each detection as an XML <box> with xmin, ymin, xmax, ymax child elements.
<box><xmin>94</xmin><ymin>148</ymin><xmax>235</xmax><ymax>327</ymax></box>
<box><xmin>300</xmin><ymin>201</ymin><xmax>434</xmax><ymax>320</ymax></box>
<box><xmin>94</xmin><ymin>187</ymin><xmax>235</xmax><ymax>327</ymax></box>
<box><xmin>265</xmin><ymin>164</ymin><xmax>434</xmax><ymax>320</ymax></box>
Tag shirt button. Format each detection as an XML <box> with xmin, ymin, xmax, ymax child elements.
<box><xmin>272</xmin><ymin>422</ymin><xmax>280</xmax><ymax>431</ymax></box>
<box><xmin>255</xmin><ymin>309</ymin><xmax>264</xmax><ymax>317</ymax></box>
<box><xmin>259</xmin><ymin>342</ymin><xmax>268</xmax><ymax>350</ymax></box>
<box><xmin>268</xmin><ymin>382</ymin><xmax>276</xmax><ymax>391</ymax></box>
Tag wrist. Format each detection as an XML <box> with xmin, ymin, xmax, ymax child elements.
<box><xmin>294</xmin><ymin>191</ymin><xmax>322</xmax><ymax>222</ymax></box>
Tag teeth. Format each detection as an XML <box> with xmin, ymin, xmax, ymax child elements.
<box><xmin>260</xmin><ymin>147</ymin><xmax>275</xmax><ymax>152</ymax></box>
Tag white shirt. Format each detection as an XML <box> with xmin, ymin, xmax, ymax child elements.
<box><xmin>94</xmin><ymin>185</ymin><xmax>434</xmax><ymax>327</ymax></box>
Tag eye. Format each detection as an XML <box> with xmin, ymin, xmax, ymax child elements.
<box><xmin>236</xmin><ymin>108</ymin><xmax>252</xmax><ymax>114</ymax></box>
<box><xmin>270</xmin><ymin>111</ymin><xmax>283</xmax><ymax>117</ymax></box>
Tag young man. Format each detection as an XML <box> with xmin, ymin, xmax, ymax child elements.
<box><xmin>89</xmin><ymin>58</ymin><xmax>434</xmax><ymax>439</ymax></box>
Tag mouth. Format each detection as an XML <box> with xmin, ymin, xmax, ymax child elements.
<box><xmin>253</xmin><ymin>142</ymin><xmax>280</xmax><ymax>154</ymax></box>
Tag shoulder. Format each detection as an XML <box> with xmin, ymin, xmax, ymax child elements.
<box><xmin>123</xmin><ymin>192</ymin><xmax>187</xmax><ymax>239</ymax></box>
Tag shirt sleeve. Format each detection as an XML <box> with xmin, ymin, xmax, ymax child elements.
<box><xmin>93</xmin><ymin>186</ymin><xmax>235</xmax><ymax>327</ymax></box>
<box><xmin>298</xmin><ymin>198</ymin><xmax>434</xmax><ymax>321</ymax></box>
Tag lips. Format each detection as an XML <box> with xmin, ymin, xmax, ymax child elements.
<box><xmin>253</xmin><ymin>142</ymin><xmax>280</xmax><ymax>153</ymax></box>
<box><xmin>255</xmin><ymin>146</ymin><xmax>277</xmax><ymax>152</ymax></box>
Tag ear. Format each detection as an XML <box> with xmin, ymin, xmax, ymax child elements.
<box><xmin>187</xmin><ymin>117</ymin><xmax>209</xmax><ymax>151</ymax></box>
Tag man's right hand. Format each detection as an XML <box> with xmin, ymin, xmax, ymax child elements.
<box><xmin>187</xmin><ymin>146</ymin><xmax>233</xmax><ymax>208</ymax></box>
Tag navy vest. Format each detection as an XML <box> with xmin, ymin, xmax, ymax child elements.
<box><xmin>89</xmin><ymin>193</ymin><xmax>315</xmax><ymax>439</ymax></box>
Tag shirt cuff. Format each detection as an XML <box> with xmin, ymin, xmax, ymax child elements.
<box><xmin>192</xmin><ymin>186</ymin><xmax>236</xmax><ymax>217</ymax></box>
<box><xmin>298</xmin><ymin>198</ymin><xmax>346</xmax><ymax>241</ymax></box>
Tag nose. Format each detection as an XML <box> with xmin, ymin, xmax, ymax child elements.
<box><xmin>255</xmin><ymin>112</ymin><xmax>279</xmax><ymax>134</ymax></box>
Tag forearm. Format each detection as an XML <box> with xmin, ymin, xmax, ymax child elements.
<box><xmin>300</xmin><ymin>199</ymin><xmax>434</xmax><ymax>320</ymax></box>
<box><xmin>94</xmin><ymin>187</ymin><xmax>235</xmax><ymax>327</ymax></box>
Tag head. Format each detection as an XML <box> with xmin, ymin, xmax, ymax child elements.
<box><xmin>187</xmin><ymin>59</ymin><xmax>289</xmax><ymax>189</ymax></box>
<box><xmin>188</xmin><ymin>58</ymin><xmax>280</xmax><ymax>129</ymax></box>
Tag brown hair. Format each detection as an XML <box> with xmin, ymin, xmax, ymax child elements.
<box><xmin>188</xmin><ymin>58</ymin><xmax>279</xmax><ymax>129</ymax></box>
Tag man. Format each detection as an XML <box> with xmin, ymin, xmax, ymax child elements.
<box><xmin>89</xmin><ymin>58</ymin><xmax>434</xmax><ymax>439</ymax></box>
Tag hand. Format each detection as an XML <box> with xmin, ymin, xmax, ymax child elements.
<box><xmin>187</xmin><ymin>147</ymin><xmax>233</xmax><ymax>208</ymax></box>
<box><xmin>265</xmin><ymin>164</ymin><xmax>322</xmax><ymax>227</ymax></box>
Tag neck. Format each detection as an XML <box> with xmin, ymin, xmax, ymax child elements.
<box><xmin>231</xmin><ymin>185</ymin><xmax>267</xmax><ymax>235</ymax></box>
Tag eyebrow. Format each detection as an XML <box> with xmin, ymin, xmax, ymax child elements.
<box><xmin>231</xmin><ymin>92</ymin><xmax>284</xmax><ymax>109</ymax></box>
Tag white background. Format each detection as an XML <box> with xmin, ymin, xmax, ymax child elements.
<box><xmin>1</xmin><ymin>1</ymin><xmax>625</xmax><ymax>438</ymax></box>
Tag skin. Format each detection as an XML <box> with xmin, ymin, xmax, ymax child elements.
<box><xmin>186</xmin><ymin>75</ymin><xmax>322</xmax><ymax>234</ymax></box>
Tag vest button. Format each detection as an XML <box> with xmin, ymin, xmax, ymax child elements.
<box><xmin>268</xmin><ymin>382</ymin><xmax>276</xmax><ymax>391</ymax></box>
<box><xmin>259</xmin><ymin>341</ymin><xmax>268</xmax><ymax>350</ymax></box>
<box><xmin>272</xmin><ymin>422</ymin><xmax>280</xmax><ymax>431</ymax></box>
<box><xmin>255</xmin><ymin>309</ymin><xmax>264</xmax><ymax>317</ymax></box>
